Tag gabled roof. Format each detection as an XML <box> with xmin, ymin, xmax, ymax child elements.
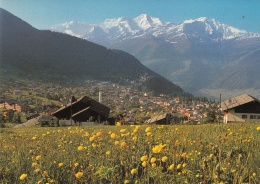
<box><xmin>221</xmin><ymin>94</ymin><xmax>260</xmax><ymax>111</ymax></box>
<box><xmin>52</xmin><ymin>96</ymin><xmax>110</xmax><ymax>121</ymax></box>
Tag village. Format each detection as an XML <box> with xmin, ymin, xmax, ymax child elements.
<box><xmin>1</xmin><ymin>77</ymin><xmax>260</xmax><ymax>127</ymax></box>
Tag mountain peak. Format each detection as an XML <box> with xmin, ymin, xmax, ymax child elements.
<box><xmin>134</xmin><ymin>14</ymin><xmax>164</xmax><ymax>29</ymax></box>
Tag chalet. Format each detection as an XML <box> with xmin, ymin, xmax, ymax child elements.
<box><xmin>221</xmin><ymin>94</ymin><xmax>260</xmax><ymax>123</ymax></box>
<box><xmin>52</xmin><ymin>96</ymin><xmax>110</xmax><ymax>123</ymax></box>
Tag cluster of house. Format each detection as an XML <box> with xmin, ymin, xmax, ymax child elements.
<box><xmin>1</xmin><ymin>79</ymin><xmax>260</xmax><ymax>124</ymax></box>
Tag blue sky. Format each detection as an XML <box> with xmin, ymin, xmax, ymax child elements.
<box><xmin>0</xmin><ymin>0</ymin><xmax>259</xmax><ymax>32</ymax></box>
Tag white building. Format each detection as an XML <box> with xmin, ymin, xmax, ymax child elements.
<box><xmin>221</xmin><ymin>94</ymin><xmax>260</xmax><ymax>123</ymax></box>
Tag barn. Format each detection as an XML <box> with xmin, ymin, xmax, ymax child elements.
<box><xmin>221</xmin><ymin>94</ymin><xmax>260</xmax><ymax>123</ymax></box>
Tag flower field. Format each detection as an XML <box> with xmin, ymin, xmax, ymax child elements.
<box><xmin>0</xmin><ymin>123</ymin><xmax>259</xmax><ymax>184</ymax></box>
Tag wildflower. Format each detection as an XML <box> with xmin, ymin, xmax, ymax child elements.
<box><xmin>182</xmin><ymin>163</ymin><xmax>187</xmax><ymax>168</ymax></box>
<box><xmin>77</xmin><ymin>145</ymin><xmax>84</xmax><ymax>151</ymax></box>
<box><xmin>145</xmin><ymin>127</ymin><xmax>151</xmax><ymax>132</ymax></box>
<box><xmin>120</xmin><ymin>129</ymin><xmax>126</xmax><ymax>133</ymax></box>
<box><xmin>181</xmin><ymin>152</ymin><xmax>187</xmax><ymax>158</ymax></box>
<box><xmin>257</xmin><ymin>127</ymin><xmax>260</xmax><ymax>131</ymax></box>
<box><xmin>35</xmin><ymin>168</ymin><xmax>41</xmax><ymax>173</ymax></box>
<box><xmin>19</xmin><ymin>174</ymin><xmax>27</xmax><ymax>181</ymax></box>
<box><xmin>132</xmin><ymin>136</ymin><xmax>137</xmax><ymax>142</ymax></box>
<box><xmin>161</xmin><ymin>156</ymin><xmax>168</xmax><ymax>162</ymax></box>
<box><xmin>106</xmin><ymin>151</ymin><xmax>111</xmax><ymax>155</ymax></box>
<box><xmin>74</xmin><ymin>163</ymin><xmax>79</xmax><ymax>167</ymax></box>
<box><xmin>96</xmin><ymin>132</ymin><xmax>102</xmax><ymax>137</ymax></box>
<box><xmin>124</xmin><ymin>180</ymin><xmax>130</xmax><ymax>184</ymax></box>
<box><xmin>141</xmin><ymin>155</ymin><xmax>148</xmax><ymax>162</ymax></box>
<box><xmin>131</xmin><ymin>168</ymin><xmax>137</xmax><ymax>175</ymax></box>
<box><xmin>32</xmin><ymin>162</ymin><xmax>37</xmax><ymax>167</ymax></box>
<box><xmin>115</xmin><ymin>141</ymin><xmax>120</xmax><ymax>145</ymax></box>
<box><xmin>146</xmin><ymin>132</ymin><xmax>152</xmax><ymax>136</ymax></box>
<box><xmin>36</xmin><ymin>155</ymin><xmax>41</xmax><ymax>161</ymax></box>
<box><xmin>150</xmin><ymin>157</ymin><xmax>157</xmax><ymax>163</ymax></box>
<box><xmin>116</xmin><ymin>122</ymin><xmax>121</xmax><ymax>126</ymax></box>
<box><xmin>177</xmin><ymin>164</ymin><xmax>182</xmax><ymax>170</ymax></box>
<box><xmin>110</xmin><ymin>133</ymin><xmax>116</xmax><ymax>139</ymax></box>
<box><xmin>75</xmin><ymin>171</ymin><xmax>83</xmax><ymax>179</ymax></box>
<box><xmin>121</xmin><ymin>141</ymin><xmax>127</xmax><ymax>148</ymax></box>
<box><xmin>152</xmin><ymin>143</ymin><xmax>166</xmax><ymax>153</ymax></box>
<box><xmin>29</xmin><ymin>150</ymin><xmax>33</xmax><ymax>154</ymax></box>
<box><xmin>142</xmin><ymin>161</ymin><xmax>147</xmax><ymax>167</ymax></box>
<box><xmin>168</xmin><ymin>164</ymin><xmax>174</xmax><ymax>170</ymax></box>
<box><xmin>58</xmin><ymin>163</ymin><xmax>64</xmax><ymax>167</ymax></box>
<box><xmin>252</xmin><ymin>173</ymin><xmax>256</xmax><ymax>177</ymax></box>
<box><xmin>209</xmin><ymin>154</ymin><xmax>214</xmax><ymax>158</ymax></box>
<box><xmin>42</xmin><ymin>171</ymin><xmax>48</xmax><ymax>177</ymax></box>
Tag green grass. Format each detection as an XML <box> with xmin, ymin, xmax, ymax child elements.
<box><xmin>0</xmin><ymin>123</ymin><xmax>259</xmax><ymax>183</ymax></box>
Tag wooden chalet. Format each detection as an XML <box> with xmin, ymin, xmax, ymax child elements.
<box><xmin>221</xmin><ymin>94</ymin><xmax>260</xmax><ymax>123</ymax></box>
<box><xmin>52</xmin><ymin>96</ymin><xmax>110</xmax><ymax>123</ymax></box>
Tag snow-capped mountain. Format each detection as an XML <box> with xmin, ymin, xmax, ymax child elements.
<box><xmin>50</xmin><ymin>14</ymin><xmax>260</xmax><ymax>44</ymax></box>
<box><xmin>50</xmin><ymin>15</ymin><xmax>260</xmax><ymax>99</ymax></box>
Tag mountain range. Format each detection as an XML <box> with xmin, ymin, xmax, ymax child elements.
<box><xmin>50</xmin><ymin>14</ymin><xmax>260</xmax><ymax>99</ymax></box>
<box><xmin>0</xmin><ymin>8</ymin><xmax>186</xmax><ymax>96</ymax></box>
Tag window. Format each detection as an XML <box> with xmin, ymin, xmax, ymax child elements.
<box><xmin>242</xmin><ymin>115</ymin><xmax>247</xmax><ymax>119</ymax></box>
<box><xmin>250</xmin><ymin>115</ymin><xmax>257</xmax><ymax>119</ymax></box>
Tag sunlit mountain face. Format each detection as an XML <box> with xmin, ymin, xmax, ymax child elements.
<box><xmin>50</xmin><ymin>14</ymin><xmax>260</xmax><ymax>98</ymax></box>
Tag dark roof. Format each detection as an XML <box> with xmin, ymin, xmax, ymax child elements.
<box><xmin>221</xmin><ymin>94</ymin><xmax>260</xmax><ymax>111</ymax></box>
<box><xmin>52</xmin><ymin>96</ymin><xmax>110</xmax><ymax>121</ymax></box>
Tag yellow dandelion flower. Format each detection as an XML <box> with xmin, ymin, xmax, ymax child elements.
<box><xmin>74</xmin><ymin>163</ymin><xmax>79</xmax><ymax>167</ymax></box>
<box><xmin>161</xmin><ymin>156</ymin><xmax>168</xmax><ymax>162</ymax></box>
<box><xmin>35</xmin><ymin>168</ymin><xmax>41</xmax><ymax>173</ymax></box>
<box><xmin>131</xmin><ymin>168</ymin><xmax>137</xmax><ymax>175</ymax></box>
<box><xmin>177</xmin><ymin>164</ymin><xmax>182</xmax><ymax>169</ymax></box>
<box><xmin>106</xmin><ymin>151</ymin><xmax>111</xmax><ymax>155</ymax></box>
<box><xmin>124</xmin><ymin>180</ymin><xmax>130</xmax><ymax>184</ymax></box>
<box><xmin>256</xmin><ymin>127</ymin><xmax>260</xmax><ymax>131</ymax></box>
<box><xmin>152</xmin><ymin>163</ymin><xmax>156</xmax><ymax>168</ymax></box>
<box><xmin>121</xmin><ymin>141</ymin><xmax>127</xmax><ymax>148</ymax></box>
<box><xmin>110</xmin><ymin>133</ymin><xmax>116</xmax><ymax>139</ymax></box>
<box><xmin>120</xmin><ymin>129</ymin><xmax>126</xmax><ymax>133</ymax></box>
<box><xmin>19</xmin><ymin>174</ymin><xmax>27</xmax><ymax>181</ymax></box>
<box><xmin>116</xmin><ymin>122</ymin><xmax>121</xmax><ymax>126</ymax></box>
<box><xmin>150</xmin><ymin>157</ymin><xmax>157</xmax><ymax>163</ymax></box>
<box><xmin>145</xmin><ymin>127</ymin><xmax>151</xmax><ymax>132</ymax></box>
<box><xmin>142</xmin><ymin>161</ymin><xmax>147</xmax><ymax>167</ymax></box>
<box><xmin>182</xmin><ymin>163</ymin><xmax>187</xmax><ymax>168</ymax></box>
<box><xmin>58</xmin><ymin>163</ymin><xmax>63</xmax><ymax>167</ymax></box>
<box><xmin>75</xmin><ymin>171</ymin><xmax>83</xmax><ymax>179</ymax></box>
<box><xmin>77</xmin><ymin>145</ymin><xmax>84</xmax><ymax>151</ymax></box>
<box><xmin>168</xmin><ymin>164</ymin><xmax>174</xmax><ymax>170</ymax></box>
<box><xmin>96</xmin><ymin>132</ymin><xmax>102</xmax><ymax>137</ymax></box>
<box><xmin>132</xmin><ymin>136</ymin><xmax>137</xmax><ymax>142</ymax></box>
<box><xmin>152</xmin><ymin>143</ymin><xmax>166</xmax><ymax>154</ymax></box>
<box><xmin>141</xmin><ymin>155</ymin><xmax>148</xmax><ymax>162</ymax></box>
<box><xmin>146</xmin><ymin>132</ymin><xmax>152</xmax><ymax>136</ymax></box>
<box><xmin>36</xmin><ymin>155</ymin><xmax>41</xmax><ymax>161</ymax></box>
<box><xmin>32</xmin><ymin>162</ymin><xmax>37</xmax><ymax>167</ymax></box>
<box><xmin>42</xmin><ymin>171</ymin><xmax>48</xmax><ymax>177</ymax></box>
